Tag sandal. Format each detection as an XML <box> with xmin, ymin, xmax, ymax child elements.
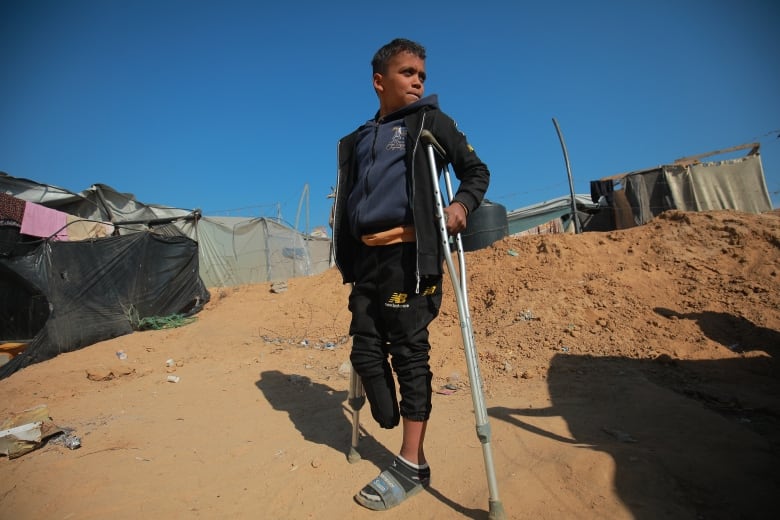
<box><xmin>354</xmin><ymin>458</ymin><xmax>430</xmax><ymax>511</ymax></box>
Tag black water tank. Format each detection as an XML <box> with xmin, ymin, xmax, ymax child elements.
<box><xmin>460</xmin><ymin>200</ymin><xmax>508</xmax><ymax>252</ymax></box>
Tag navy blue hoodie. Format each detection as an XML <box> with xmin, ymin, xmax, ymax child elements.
<box><xmin>334</xmin><ymin>94</ymin><xmax>490</xmax><ymax>286</ymax></box>
<box><xmin>346</xmin><ymin>96</ymin><xmax>438</xmax><ymax>237</ymax></box>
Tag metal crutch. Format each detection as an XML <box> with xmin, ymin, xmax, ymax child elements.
<box><xmin>348</xmin><ymin>362</ymin><xmax>365</xmax><ymax>463</ymax></box>
<box><xmin>420</xmin><ymin>129</ymin><xmax>506</xmax><ymax>520</ymax></box>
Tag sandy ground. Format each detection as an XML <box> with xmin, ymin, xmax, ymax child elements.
<box><xmin>1</xmin><ymin>209</ymin><xmax>779</xmax><ymax>520</ymax></box>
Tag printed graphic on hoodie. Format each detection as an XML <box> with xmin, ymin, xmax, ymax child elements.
<box><xmin>387</xmin><ymin>127</ymin><xmax>406</xmax><ymax>151</ymax></box>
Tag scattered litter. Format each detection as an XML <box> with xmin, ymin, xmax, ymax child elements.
<box><xmin>50</xmin><ymin>431</ymin><xmax>82</xmax><ymax>450</ymax></box>
<box><xmin>86</xmin><ymin>366</ymin><xmax>135</xmax><ymax>381</ymax></box>
<box><xmin>561</xmin><ymin>346</ymin><xmax>570</xmax><ymax>353</ymax></box>
<box><xmin>115</xmin><ymin>350</ymin><xmax>127</xmax><ymax>360</ymax></box>
<box><xmin>166</xmin><ymin>358</ymin><xmax>175</xmax><ymax>367</ymax></box>
<box><xmin>261</xmin><ymin>335</ymin><xmax>348</xmax><ymax>350</ymax></box>
<box><xmin>167</xmin><ymin>375</ymin><xmax>180</xmax><ymax>383</ymax></box>
<box><xmin>507</xmin><ymin>249</ymin><xmax>519</xmax><ymax>257</ymax></box>
<box><xmin>0</xmin><ymin>422</ymin><xmax>45</xmax><ymax>458</ymax></box>
<box><xmin>64</xmin><ymin>434</ymin><xmax>81</xmax><ymax>450</ymax></box>
<box><xmin>517</xmin><ymin>310</ymin><xmax>537</xmax><ymax>321</ymax></box>
<box><xmin>270</xmin><ymin>281</ymin><xmax>288</xmax><ymax>294</ymax></box>
<box><xmin>0</xmin><ymin>342</ymin><xmax>27</xmax><ymax>368</ymax></box>
<box><xmin>0</xmin><ymin>404</ymin><xmax>68</xmax><ymax>459</ymax></box>
<box><xmin>436</xmin><ymin>383</ymin><xmax>459</xmax><ymax>395</ymax></box>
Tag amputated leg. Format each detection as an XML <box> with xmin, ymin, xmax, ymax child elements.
<box><xmin>350</xmin><ymin>335</ymin><xmax>400</xmax><ymax>429</ymax></box>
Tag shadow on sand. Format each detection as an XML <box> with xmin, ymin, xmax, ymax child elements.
<box><xmin>256</xmin><ymin>369</ymin><xmax>486</xmax><ymax>519</ymax></box>
<box><xmin>490</xmin><ymin>310</ymin><xmax>780</xmax><ymax>519</ymax></box>
<box><xmin>256</xmin><ymin>370</ymin><xmax>391</xmax><ymax>468</ymax></box>
<box><xmin>655</xmin><ymin>306</ymin><xmax>780</xmax><ymax>358</ymax></box>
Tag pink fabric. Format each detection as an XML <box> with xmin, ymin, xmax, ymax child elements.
<box><xmin>20</xmin><ymin>201</ymin><xmax>69</xmax><ymax>240</ymax></box>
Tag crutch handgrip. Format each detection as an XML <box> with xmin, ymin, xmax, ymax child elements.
<box><xmin>420</xmin><ymin>129</ymin><xmax>447</xmax><ymax>159</ymax></box>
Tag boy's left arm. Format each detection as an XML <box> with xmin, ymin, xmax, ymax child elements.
<box><xmin>437</xmin><ymin>119</ymin><xmax>490</xmax><ymax>232</ymax></box>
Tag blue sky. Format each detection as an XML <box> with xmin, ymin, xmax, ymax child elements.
<box><xmin>1</xmin><ymin>1</ymin><xmax>778</xmax><ymax>235</ymax></box>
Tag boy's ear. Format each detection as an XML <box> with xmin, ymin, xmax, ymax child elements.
<box><xmin>373</xmin><ymin>72</ymin><xmax>384</xmax><ymax>93</ymax></box>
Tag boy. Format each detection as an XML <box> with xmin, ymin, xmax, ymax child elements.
<box><xmin>332</xmin><ymin>38</ymin><xmax>490</xmax><ymax>510</ymax></box>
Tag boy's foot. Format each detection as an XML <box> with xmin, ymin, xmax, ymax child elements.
<box><xmin>354</xmin><ymin>457</ymin><xmax>431</xmax><ymax>511</ymax></box>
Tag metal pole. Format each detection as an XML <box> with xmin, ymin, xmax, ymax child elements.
<box><xmin>420</xmin><ymin>130</ymin><xmax>506</xmax><ymax>520</ymax></box>
<box><xmin>347</xmin><ymin>363</ymin><xmax>365</xmax><ymax>463</ymax></box>
<box><xmin>552</xmin><ymin>118</ymin><xmax>581</xmax><ymax>234</ymax></box>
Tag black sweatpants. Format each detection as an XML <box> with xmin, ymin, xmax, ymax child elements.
<box><xmin>348</xmin><ymin>242</ymin><xmax>442</xmax><ymax>428</ymax></box>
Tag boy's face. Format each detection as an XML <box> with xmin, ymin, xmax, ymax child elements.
<box><xmin>373</xmin><ymin>51</ymin><xmax>426</xmax><ymax>117</ymax></box>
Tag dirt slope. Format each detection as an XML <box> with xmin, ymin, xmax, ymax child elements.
<box><xmin>1</xmin><ymin>209</ymin><xmax>779</xmax><ymax>519</ymax></box>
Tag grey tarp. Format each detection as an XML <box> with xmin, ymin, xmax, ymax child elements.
<box><xmin>0</xmin><ymin>174</ymin><xmax>195</xmax><ymax>229</ymax></box>
<box><xmin>193</xmin><ymin>216</ymin><xmax>332</xmax><ymax>288</ymax></box>
<box><xmin>507</xmin><ymin>195</ymin><xmax>599</xmax><ymax>235</ymax></box>
<box><xmin>0</xmin><ymin>232</ymin><xmax>209</xmax><ymax>379</ymax></box>
<box><xmin>0</xmin><ymin>174</ymin><xmax>333</xmax><ymax>288</ymax></box>
<box><xmin>624</xmin><ymin>169</ymin><xmax>674</xmax><ymax>225</ymax></box>
<box><xmin>590</xmin><ymin>145</ymin><xmax>771</xmax><ymax>230</ymax></box>
<box><xmin>665</xmin><ymin>155</ymin><xmax>771</xmax><ymax>213</ymax></box>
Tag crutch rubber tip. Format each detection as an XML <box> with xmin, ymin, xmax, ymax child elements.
<box><xmin>488</xmin><ymin>500</ymin><xmax>506</xmax><ymax>520</ymax></box>
<box><xmin>347</xmin><ymin>447</ymin><xmax>361</xmax><ymax>464</ymax></box>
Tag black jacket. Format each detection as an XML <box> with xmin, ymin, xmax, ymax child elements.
<box><xmin>333</xmin><ymin>98</ymin><xmax>490</xmax><ymax>287</ymax></box>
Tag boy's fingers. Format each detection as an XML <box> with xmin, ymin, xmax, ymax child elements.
<box><xmin>444</xmin><ymin>205</ymin><xmax>467</xmax><ymax>234</ymax></box>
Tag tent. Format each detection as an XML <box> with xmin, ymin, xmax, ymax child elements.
<box><xmin>0</xmin><ymin>172</ymin><xmax>333</xmax><ymax>287</ymax></box>
<box><xmin>589</xmin><ymin>142</ymin><xmax>772</xmax><ymax>230</ymax></box>
<box><xmin>0</xmin><ymin>231</ymin><xmax>209</xmax><ymax>379</ymax></box>
<box><xmin>507</xmin><ymin>195</ymin><xmax>600</xmax><ymax>236</ymax></box>
<box><xmin>0</xmin><ymin>172</ymin><xmax>331</xmax><ymax>378</ymax></box>
<box><xmin>189</xmin><ymin>216</ymin><xmax>332</xmax><ymax>287</ymax></box>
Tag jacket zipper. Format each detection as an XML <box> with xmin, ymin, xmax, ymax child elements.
<box><xmin>410</xmin><ymin>112</ymin><xmax>427</xmax><ymax>294</ymax></box>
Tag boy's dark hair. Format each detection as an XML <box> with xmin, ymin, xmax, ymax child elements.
<box><xmin>371</xmin><ymin>38</ymin><xmax>426</xmax><ymax>74</ymax></box>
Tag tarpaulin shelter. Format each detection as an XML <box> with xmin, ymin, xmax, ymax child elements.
<box><xmin>507</xmin><ymin>195</ymin><xmax>600</xmax><ymax>236</ymax></box>
<box><xmin>0</xmin><ymin>172</ymin><xmax>332</xmax><ymax>286</ymax></box>
<box><xmin>0</xmin><ymin>232</ymin><xmax>209</xmax><ymax>379</ymax></box>
<box><xmin>191</xmin><ymin>216</ymin><xmax>332</xmax><ymax>287</ymax></box>
<box><xmin>0</xmin><ymin>172</ymin><xmax>331</xmax><ymax>378</ymax></box>
<box><xmin>588</xmin><ymin>143</ymin><xmax>772</xmax><ymax>230</ymax></box>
